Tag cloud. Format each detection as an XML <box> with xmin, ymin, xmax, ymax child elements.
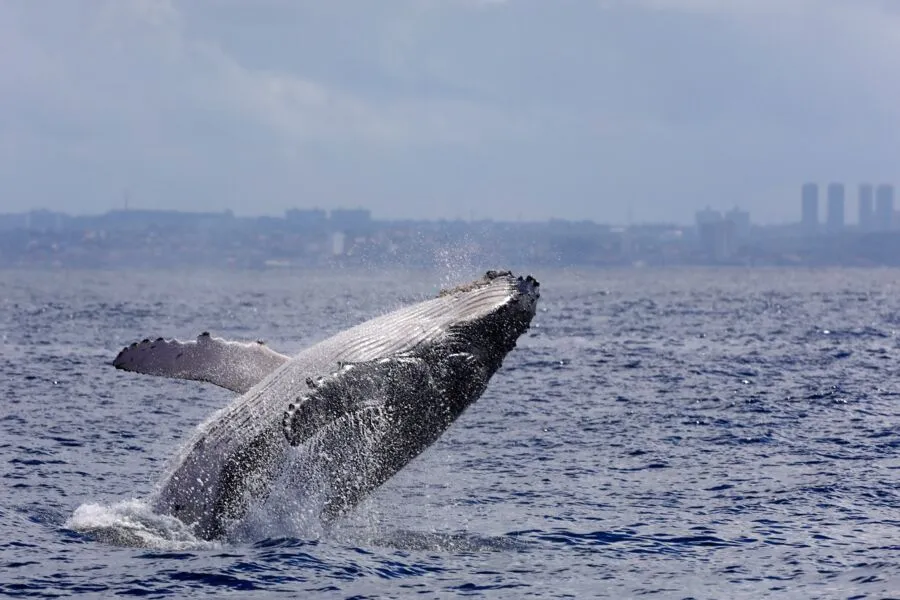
<box><xmin>1</xmin><ymin>0</ymin><xmax>900</xmax><ymax>222</ymax></box>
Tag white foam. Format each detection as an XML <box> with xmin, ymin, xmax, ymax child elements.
<box><xmin>65</xmin><ymin>499</ymin><xmax>218</xmax><ymax>550</ymax></box>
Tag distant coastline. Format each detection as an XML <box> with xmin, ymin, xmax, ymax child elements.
<box><xmin>2</xmin><ymin>208</ymin><xmax>900</xmax><ymax>269</ymax></box>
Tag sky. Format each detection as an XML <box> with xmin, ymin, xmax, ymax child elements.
<box><xmin>2</xmin><ymin>0</ymin><xmax>900</xmax><ymax>225</ymax></box>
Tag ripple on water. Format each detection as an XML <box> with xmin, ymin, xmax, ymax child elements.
<box><xmin>1</xmin><ymin>267</ymin><xmax>900</xmax><ymax>598</ymax></box>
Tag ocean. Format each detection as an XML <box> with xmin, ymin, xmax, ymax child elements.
<box><xmin>1</xmin><ymin>267</ymin><xmax>898</xmax><ymax>598</ymax></box>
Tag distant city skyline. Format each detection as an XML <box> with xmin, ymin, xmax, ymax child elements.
<box><xmin>4</xmin><ymin>1</ymin><xmax>900</xmax><ymax>224</ymax></box>
<box><xmin>13</xmin><ymin>179</ymin><xmax>900</xmax><ymax>230</ymax></box>
<box><xmin>6</xmin><ymin>201</ymin><xmax>900</xmax><ymax>271</ymax></box>
<box><xmin>799</xmin><ymin>181</ymin><xmax>896</xmax><ymax>231</ymax></box>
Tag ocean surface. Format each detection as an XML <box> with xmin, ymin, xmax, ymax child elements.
<box><xmin>2</xmin><ymin>266</ymin><xmax>899</xmax><ymax>599</ymax></box>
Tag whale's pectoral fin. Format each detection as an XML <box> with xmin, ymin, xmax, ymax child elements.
<box><xmin>282</xmin><ymin>351</ymin><xmax>486</xmax><ymax>450</ymax></box>
<box><xmin>282</xmin><ymin>356</ymin><xmax>432</xmax><ymax>447</ymax></box>
<box><xmin>113</xmin><ymin>332</ymin><xmax>290</xmax><ymax>394</ymax></box>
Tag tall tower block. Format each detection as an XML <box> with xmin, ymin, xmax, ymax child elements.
<box><xmin>801</xmin><ymin>183</ymin><xmax>819</xmax><ymax>233</ymax></box>
<box><xmin>859</xmin><ymin>184</ymin><xmax>874</xmax><ymax>231</ymax></box>
<box><xmin>876</xmin><ymin>184</ymin><xmax>895</xmax><ymax>231</ymax></box>
<box><xmin>826</xmin><ymin>183</ymin><xmax>845</xmax><ymax>232</ymax></box>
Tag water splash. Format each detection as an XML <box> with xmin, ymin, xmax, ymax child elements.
<box><xmin>64</xmin><ymin>499</ymin><xmax>216</xmax><ymax>550</ymax></box>
<box><xmin>432</xmin><ymin>233</ymin><xmax>480</xmax><ymax>289</ymax></box>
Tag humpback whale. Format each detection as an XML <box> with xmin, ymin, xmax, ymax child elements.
<box><xmin>113</xmin><ymin>270</ymin><xmax>540</xmax><ymax>540</ymax></box>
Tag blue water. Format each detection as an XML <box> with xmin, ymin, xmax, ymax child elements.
<box><xmin>2</xmin><ymin>267</ymin><xmax>899</xmax><ymax>598</ymax></box>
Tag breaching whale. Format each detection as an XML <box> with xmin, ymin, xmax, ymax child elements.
<box><xmin>113</xmin><ymin>270</ymin><xmax>540</xmax><ymax>540</ymax></box>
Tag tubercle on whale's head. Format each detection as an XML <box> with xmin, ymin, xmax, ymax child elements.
<box><xmin>513</xmin><ymin>274</ymin><xmax>540</xmax><ymax>317</ymax></box>
<box><xmin>437</xmin><ymin>269</ymin><xmax>515</xmax><ymax>298</ymax></box>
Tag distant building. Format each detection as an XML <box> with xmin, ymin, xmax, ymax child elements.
<box><xmin>285</xmin><ymin>208</ymin><xmax>327</xmax><ymax>231</ymax></box>
<box><xmin>725</xmin><ymin>207</ymin><xmax>751</xmax><ymax>239</ymax></box>
<box><xmin>24</xmin><ymin>209</ymin><xmax>68</xmax><ymax>232</ymax></box>
<box><xmin>99</xmin><ymin>209</ymin><xmax>234</xmax><ymax>231</ymax></box>
<box><xmin>801</xmin><ymin>183</ymin><xmax>819</xmax><ymax>233</ymax></box>
<box><xmin>330</xmin><ymin>208</ymin><xmax>372</xmax><ymax>233</ymax></box>
<box><xmin>876</xmin><ymin>184</ymin><xmax>895</xmax><ymax>231</ymax></box>
<box><xmin>698</xmin><ymin>220</ymin><xmax>736</xmax><ymax>262</ymax></box>
<box><xmin>695</xmin><ymin>207</ymin><xmax>722</xmax><ymax>228</ymax></box>
<box><xmin>826</xmin><ymin>183</ymin><xmax>845</xmax><ymax>233</ymax></box>
<box><xmin>858</xmin><ymin>184</ymin><xmax>874</xmax><ymax>231</ymax></box>
<box><xmin>331</xmin><ymin>231</ymin><xmax>346</xmax><ymax>256</ymax></box>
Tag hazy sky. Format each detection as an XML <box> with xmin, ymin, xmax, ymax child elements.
<box><xmin>2</xmin><ymin>0</ymin><xmax>900</xmax><ymax>224</ymax></box>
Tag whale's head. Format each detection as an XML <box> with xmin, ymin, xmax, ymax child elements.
<box><xmin>439</xmin><ymin>269</ymin><xmax>540</xmax><ymax>374</ymax></box>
